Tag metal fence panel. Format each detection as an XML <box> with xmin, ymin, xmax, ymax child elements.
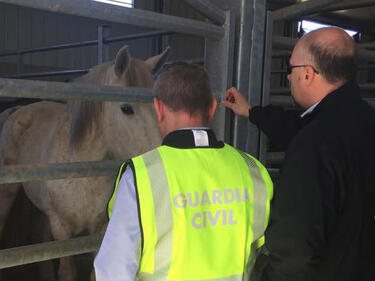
<box><xmin>205</xmin><ymin>11</ymin><xmax>235</xmax><ymax>142</ymax></box>
<box><xmin>0</xmin><ymin>0</ymin><xmax>224</xmax><ymax>40</ymax></box>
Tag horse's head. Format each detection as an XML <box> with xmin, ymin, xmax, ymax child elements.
<box><xmin>70</xmin><ymin>45</ymin><xmax>170</xmax><ymax>159</ymax></box>
<box><xmin>106</xmin><ymin>45</ymin><xmax>169</xmax><ymax>88</ymax></box>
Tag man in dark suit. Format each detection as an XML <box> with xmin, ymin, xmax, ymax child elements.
<box><xmin>223</xmin><ymin>27</ymin><xmax>375</xmax><ymax>281</ymax></box>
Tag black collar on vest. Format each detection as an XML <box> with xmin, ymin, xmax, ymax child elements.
<box><xmin>162</xmin><ymin>129</ymin><xmax>224</xmax><ymax>149</ymax></box>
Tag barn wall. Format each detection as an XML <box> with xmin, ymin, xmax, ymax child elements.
<box><xmin>0</xmin><ymin>1</ymin><xmax>162</xmax><ymax>78</ymax></box>
<box><xmin>161</xmin><ymin>0</ymin><xmax>205</xmax><ymax>62</ymax></box>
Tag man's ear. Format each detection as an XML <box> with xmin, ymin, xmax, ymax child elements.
<box><xmin>207</xmin><ymin>98</ymin><xmax>217</xmax><ymax>123</ymax></box>
<box><xmin>153</xmin><ymin>97</ymin><xmax>164</xmax><ymax>123</ymax></box>
<box><xmin>304</xmin><ymin>66</ymin><xmax>316</xmax><ymax>86</ymax></box>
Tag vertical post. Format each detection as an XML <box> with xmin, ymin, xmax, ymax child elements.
<box><xmin>204</xmin><ymin>11</ymin><xmax>235</xmax><ymax>142</ymax></box>
<box><xmin>97</xmin><ymin>25</ymin><xmax>109</xmax><ymax>64</ymax></box>
<box><xmin>233</xmin><ymin>0</ymin><xmax>266</xmax><ymax>156</ymax></box>
<box><xmin>259</xmin><ymin>11</ymin><xmax>274</xmax><ymax>164</ymax></box>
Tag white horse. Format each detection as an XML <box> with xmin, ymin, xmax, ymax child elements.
<box><xmin>0</xmin><ymin>45</ymin><xmax>169</xmax><ymax>281</ymax></box>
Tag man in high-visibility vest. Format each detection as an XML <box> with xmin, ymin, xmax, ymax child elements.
<box><xmin>94</xmin><ymin>62</ymin><xmax>273</xmax><ymax>281</ymax></box>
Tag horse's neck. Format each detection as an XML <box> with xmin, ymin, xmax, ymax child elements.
<box><xmin>68</xmin><ymin>113</ymin><xmax>109</xmax><ymax>162</ymax></box>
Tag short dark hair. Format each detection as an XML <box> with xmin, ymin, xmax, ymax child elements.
<box><xmin>153</xmin><ymin>62</ymin><xmax>212</xmax><ymax>116</ymax></box>
<box><xmin>308</xmin><ymin>43</ymin><xmax>357</xmax><ymax>83</ymax></box>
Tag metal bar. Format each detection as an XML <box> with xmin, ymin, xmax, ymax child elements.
<box><xmin>270</xmin><ymin>95</ymin><xmax>375</xmax><ymax>107</ymax></box>
<box><xmin>272</xmin><ymin>50</ymin><xmax>292</xmax><ymax>57</ymax></box>
<box><xmin>273</xmin><ymin>36</ymin><xmax>375</xmax><ymax>62</ymax></box>
<box><xmin>0</xmin><ymin>31</ymin><xmax>174</xmax><ymax>58</ymax></box>
<box><xmin>272</xmin><ymin>35</ymin><xmax>297</xmax><ymax>50</ymax></box>
<box><xmin>267</xmin><ymin>168</ymin><xmax>280</xmax><ymax>179</ymax></box>
<box><xmin>259</xmin><ymin>11</ymin><xmax>274</xmax><ymax>164</ymax></box>
<box><xmin>360</xmin><ymin>83</ymin><xmax>375</xmax><ymax>90</ymax></box>
<box><xmin>17</xmin><ymin>54</ymin><xmax>24</xmax><ymax>77</ymax></box>
<box><xmin>268</xmin><ymin>87</ymin><xmax>290</xmax><ymax>95</ymax></box>
<box><xmin>0</xmin><ymin>0</ymin><xmax>224</xmax><ymax>40</ymax></box>
<box><xmin>181</xmin><ymin>0</ymin><xmax>226</xmax><ymax>25</ymax></box>
<box><xmin>205</xmin><ymin>11</ymin><xmax>235</xmax><ymax>142</ymax></box>
<box><xmin>358</xmin><ymin>65</ymin><xmax>375</xmax><ymax>69</ymax></box>
<box><xmin>271</xmin><ymin>69</ymin><xmax>287</xmax><ymax>74</ymax></box>
<box><xmin>1</xmin><ymin>69</ymin><xmax>90</xmax><ymax>79</ymax></box>
<box><xmin>357</xmin><ymin>49</ymin><xmax>375</xmax><ymax>62</ymax></box>
<box><xmin>0</xmin><ymin>234</ymin><xmax>102</xmax><ymax>269</ymax></box>
<box><xmin>0</xmin><ymin>40</ymin><xmax>98</xmax><ymax>57</ymax></box>
<box><xmin>272</xmin><ymin>65</ymin><xmax>375</xmax><ymax>74</ymax></box>
<box><xmin>0</xmin><ymin>78</ymin><xmax>154</xmax><ymax>102</ymax></box>
<box><xmin>97</xmin><ymin>25</ymin><xmax>105</xmax><ymax>64</ymax></box>
<box><xmin>106</xmin><ymin>31</ymin><xmax>174</xmax><ymax>44</ymax></box>
<box><xmin>269</xmin><ymin>95</ymin><xmax>295</xmax><ymax>107</ymax></box>
<box><xmin>266</xmin><ymin>152</ymin><xmax>285</xmax><ymax>166</ymax></box>
<box><xmin>0</xmin><ymin>160</ymin><xmax>123</xmax><ymax>184</ymax></box>
<box><xmin>233</xmin><ymin>0</ymin><xmax>266</xmax><ymax>155</ymax></box>
<box><xmin>272</xmin><ymin>0</ymin><xmax>337</xmax><ymax>21</ymax></box>
<box><xmin>320</xmin><ymin>0</ymin><xmax>375</xmax><ymax>13</ymax></box>
<box><xmin>359</xmin><ymin>42</ymin><xmax>375</xmax><ymax>50</ymax></box>
<box><xmin>270</xmin><ymin>83</ymin><xmax>375</xmax><ymax>96</ymax></box>
<box><xmin>165</xmin><ymin>58</ymin><xmax>204</xmax><ymax>66</ymax></box>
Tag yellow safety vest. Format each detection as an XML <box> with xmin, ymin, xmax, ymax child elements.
<box><xmin>108</xmin><ymin>143</ymin><xmax>273</xmax><ymax>281</ymax></box>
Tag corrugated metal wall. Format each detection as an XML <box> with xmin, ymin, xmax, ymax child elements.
<box><xmin>0</xmin><ymin>1</ymin><xmax>161</xmax><ymax>78</ymax></box>
<box><xmin>162</xmin><ymin>0</ymin><xmax>205</xmax><ymax>62</ymax></box>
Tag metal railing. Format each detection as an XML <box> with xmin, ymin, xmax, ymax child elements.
<box><xmin>0</xmin><ymin>0</ymin><xmax>234</xmax><ymax>269</ymax></box>
<box><xmin>258</xmin><ymin>0</ymin><xmax>375</xmax><ymax>165</ymax></box>
<box><xmin>0</xmin><ymin>30</ymin><xmax>174</xmax><ymax>79</ymax></box>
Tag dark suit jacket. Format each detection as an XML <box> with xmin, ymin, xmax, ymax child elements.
<box><xmin>252</xmin><ymin>82</ymin><xmax>375</xmax><ymax>281</ymax></box>
<box><xmin>249</xmin><ymin>105</ymin><xmax>301</xmax><ymax>151</ymax></box>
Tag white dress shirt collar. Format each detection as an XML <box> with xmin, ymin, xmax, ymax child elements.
<box><xmin>300</xmin><ymin>101</ymin><xmax>320</xmax><ymax>118</ymax></box>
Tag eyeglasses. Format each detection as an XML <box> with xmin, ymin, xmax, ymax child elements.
<box><xmin>286</xmin><ymin>63</ymin><xmax>319</xmax><ymax>75</ymax></box>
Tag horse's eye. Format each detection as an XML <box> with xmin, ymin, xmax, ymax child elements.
<box><xmin>121</xmin><ymin>104</ymin><xmax>134</xmax><ymax>115</ymax></box>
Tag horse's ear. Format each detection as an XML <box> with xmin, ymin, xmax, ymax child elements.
<box><xmin>145</xmin><ymin>46</ymin><xmax>170</xmax><ymax>75</ymax></box>
<box><xmin>114</xmin><ymin>45</ymin><xmax>131</xmax><ymax>78</ymax></box>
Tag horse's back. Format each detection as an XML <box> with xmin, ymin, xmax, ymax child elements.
<box><xmin>0</xmin><ymin>101</ymin><xmax>67</xmax><ymax>165</ymax></box>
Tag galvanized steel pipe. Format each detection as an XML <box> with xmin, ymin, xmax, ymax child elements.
<box><xmin>0</xmin><ymin>234</ymin><xmax>102</xmax><ymax>269</ymax></box>
<box><xmin>272</xmin><ymin>50</ymin><xmax>292</xmax><ymax>57</ymax></box>
<box><xmin>270</xmin><ymin>95</ymin><xmax>375</xmax><ymax>107</ymax></box>
<box><xmin>0</xmin><ymin>31</ymin><xmax>174</xmax><ymax>58</ymax></box>
<box><xmin>1</xmin><ymin>69</ymin><xmax>90</xmax><ymax>79</ymax></box>
<box><xmin>272</xmin><ymin>0</ymin><xmax>337</xmax><ymax>21</ymax></box>
<box><xmin>273</xmin><ymin>36</ymin><xmax>375</xmax><ymax>62</ymax></box>
<box><xmin>181</xmin><ymin>0</ymin><xmax>226</xmax><ymax>25</ymax></box>
<box><xmin>0</xmin><ymin>160</ymin><xmax>123</xmax><ymax>184</ymax></box>
<box><xmin>359</xmin><ymin>42</ymin><xmax>375</xmax><ymax>50</ymax></box>
<box><xmin>357</xmin><ymin>49</ymin><xmax>375</xmax><ymax>62</ymax></box>
<box><xmin>270</xmin><ymin>83</ymin><xmax>375</xmax><ymax>96</ymax></box>
<box><xmin>272</xmin><ymin>36</ymin><xmax>298</xmax><ymax>50</ymax></box>
<box><xmin>269</xmin><ymin>95</ymin><xmax>295</xmax><ymax>107</ymax></box>
<box><xmin>267</xmin><ymin>168</ymin><xmax>280</xmax><ymax>179</ymax></box>
<box><xmin>266</xmin><ymin>152</ymin><xmax>285</xmax><ymax>166</ymax></box>
<box><xmin>0</xmin><ymin>78</ymin><xmax>154</xmax><ymax>102</ymax></box>
<box><xmin>0</xmin><ymin>0</ymin><xmax>224</xmax><ymax>40</ymax></box>
<box><xmin>319</xmin><ymin>0</ymin><xmax>375</xmax><ymax>13</ymax></box>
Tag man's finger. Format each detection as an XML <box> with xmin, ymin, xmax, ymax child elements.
<box><xmin>221</xmin><ymin>100</ymin><xmax>234</xmax><ymax>109</ymax></box>
<box><xmin>226</xmin><ymin>87</ymin><xmax>242</xmax><ymax>98</ymax></box>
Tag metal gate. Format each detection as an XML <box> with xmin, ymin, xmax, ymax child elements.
<box><xmin>0</xmin><ymin>0</ymin><xmax>235</xmax><ymax>269</ymax></box>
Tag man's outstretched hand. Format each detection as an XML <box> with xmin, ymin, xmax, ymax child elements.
<box><xmin>221</xmin><ymin>87</ymin><xmax>251</xmax><ymax>118</ymax></box>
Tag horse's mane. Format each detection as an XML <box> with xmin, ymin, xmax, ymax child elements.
<box><xmin>68</xmin><ymin>62</ymin><xmax>112</xmax><ymax>149</ymax></box>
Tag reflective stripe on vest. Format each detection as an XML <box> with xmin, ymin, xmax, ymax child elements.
<box><xmin>110</xmin><ymin>144</ymin><xmax>273</xmax><ymax>280</ymax></box>
<box><xmin>107</xmin><ymin>162</ymin><xmax>127</xmax><ymax>219</ymax></box>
